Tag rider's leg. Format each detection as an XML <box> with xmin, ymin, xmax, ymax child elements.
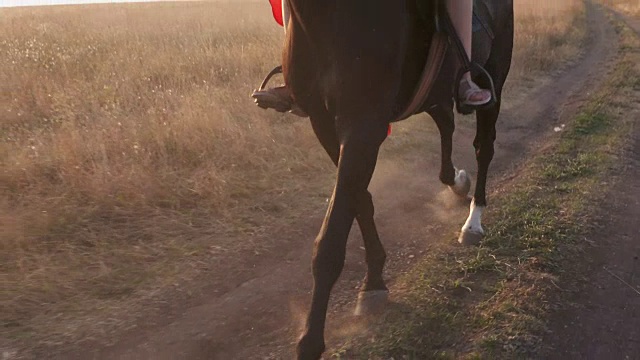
<box><xmin>447</xmin><ymin>0</ymin><xmax>491</xmax><ymax>106</ymax></box>
<box><xmin>251</xmin><ymin>0</ymin><xmax>308</xmax><ymax>116</ymax></box>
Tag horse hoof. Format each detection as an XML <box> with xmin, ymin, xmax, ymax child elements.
<box><xmin>458</xmin><ymin>230</ymin><xmax>484</xmax><ymax>246</ymax></box>
<box><xmin>354</xmin><ymin>290</ymin><xmax>389</xmax><ymax>316</ymax></box>
<box><xmin>296</xmin><ymin>333</ymin><xmax>325</xmax><ymax>360</ymax></box>
<box><xmin>449</xmin><ymin>169</ymin><xmax>471</xmax><ymax>197</ymax></box>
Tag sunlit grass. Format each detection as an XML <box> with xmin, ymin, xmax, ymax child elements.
<box><xmin>0</xmin><ymin>0</ymin><xmax>588</xmax><ymax>349</ymax></box>
<box><xmin>512</xmin><ymin>0</ymin><xmax>586</xmax><ymax>77</ymax></box>
<box><xmin>603</xmin><ymin>0</ymin><xmax>640</xmax><ymax>16</ymax></box>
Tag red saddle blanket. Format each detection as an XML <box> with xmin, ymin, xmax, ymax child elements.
<box><xmin>269</xmin><ymin>0</ymin><xmax>284</xmax><ymax>26</ymax></box>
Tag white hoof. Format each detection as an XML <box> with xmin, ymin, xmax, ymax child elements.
<box><xmin>449</xmin><ymin>169</ymin><xmax>471</xmax><ymax>197</ymax></box>
<box><xmin>354</xmin><ymin>290</ymin><xmax>389</xmax><ymax>316</ymax></box>
<box><xmin>459</xmin><ymin>202</ymin><xmax>485</xmax><ymax>246</ymax></box>
<box><xmin>458</xmin><ymin>229</ymin><xmax>484</xmax><ymax>246</ymax></box>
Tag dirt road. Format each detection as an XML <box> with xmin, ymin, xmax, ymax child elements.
<box><xmin>547</xmin><ymin>10</ymin><xmax>640</xmax><ymax>360</ymax></box>
<box><xmin>42</xmin><ymin>3</ymin><xmax>624</xmax><ymax>360</ymax></box>
<box><xmin>548</xmin><ymin>100</ymin><xmax>640</xmax><ymax>360</ymax></box>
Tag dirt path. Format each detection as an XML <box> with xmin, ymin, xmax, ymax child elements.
<box><xmin>548</xmin><ymin>106</ymin><xmax>640</xmax><ymax>360</ymax></box>
<box><xmin>42</xmin><ymin>3</ymin><xmax>619</xmax><ymax>360</ymax></box>
<box><xmin>547</xmin><ymin>10</ymin><xmax>640</xmax><ymax>360</ymax></box>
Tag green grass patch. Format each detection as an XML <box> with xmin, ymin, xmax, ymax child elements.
<box><xmin>332</xmin><ymin>11</ymin><xmax>639</xmax><ymax>360</ymax></box>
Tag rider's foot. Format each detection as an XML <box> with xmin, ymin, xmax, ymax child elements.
<box><xmin>458</xmin><ymin>78</ymin><xmax>492</xmax><ymax>107</ymax></box>
<box><xmin>251</xmin><ymin>86</ymin><xmax>308</xmax><ymax>117</ymax></box>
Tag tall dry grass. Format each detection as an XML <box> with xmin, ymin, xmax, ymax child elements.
<box><xmin>1</xmin><ymin>1</ymin><xmax>333</xmax><ymax>346</ymax></box>
<box><xmin>512</xmin><ymin>0</ymin><xmax>586</xmax><ymax>78</ymax></box>
<box><xmin>603</xmin><ymin>0</ymin><xmax>640</xmax><ymax>16</ymax></box>
<box><xmin>1</xmin><ymin>0</ymin><xmax>587</xmax><ymax>348</ymax></box>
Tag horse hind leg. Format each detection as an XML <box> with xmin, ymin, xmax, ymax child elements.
<box><xmin>353</xmin><ymin>189</ymin><xmax>388</xmax><ymax>316</ymax></box>
<box><xmin>309</xmin><ymin>109</ymin><xmax>388</xmax><ymax>316</ymax></box>
<box><xmin>298</xmin><ymin>112</ymin><xmax>388</xmax><ymax>359</ymax></box>
<box><xmin>429</xmin><ymin>104</ymin><xmax>472</xmax><ymax>198</ymax></box>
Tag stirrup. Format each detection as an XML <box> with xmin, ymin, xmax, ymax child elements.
<box><xmin>459</xmin><ymin>78</ymin><xmax>492</xmax><ymax>106</ymax></box>
<box><xmin>455</xmin><ymin>63</ymin><xmax>497</xmax><ymax>115</ymax></box>
<box><xmin>251</xmin><ymin>66</ymin><xmax>308</xmax><ymax>117</ymax></box>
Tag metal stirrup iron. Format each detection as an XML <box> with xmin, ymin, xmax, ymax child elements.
<box><xmin>440</xmin><ymin>3</ymin><xmax>497</xmax><ymax>114</ymax></box>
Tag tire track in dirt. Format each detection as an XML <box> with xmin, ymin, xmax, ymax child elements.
<box><xmin>47</xmin><ymin>2</ymin><xmax>617</xmax><ymax>359</ymax></box>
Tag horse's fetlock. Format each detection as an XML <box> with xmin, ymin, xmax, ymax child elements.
<box><xmin>296</xmin><ymin>332</ymin><xmax>325</xmax><ymax>360</ymax></box>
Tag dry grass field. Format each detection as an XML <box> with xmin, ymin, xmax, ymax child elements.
<box><xmin>1</xmin><ymin>0</ymin><xmax>590</xmax><ymax>348</ymax></box>
<box><xmin>604</xmin><ymin>0</ymin><xmax>640</xmax><ymax>16</ymax></box>
<box><xmin>512</xmin><ymin>0</ymin><xmax>587</xmax><ymax>78</ymax></box>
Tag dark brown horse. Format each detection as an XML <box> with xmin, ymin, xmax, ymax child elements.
<box><xmin>281</xmin><ymin>1</ymin><xmax>513</xmax><ymax>358</ymax></box>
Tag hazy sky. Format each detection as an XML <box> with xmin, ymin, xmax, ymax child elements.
<box><xmin>0</xmin><ymin>0</ymin><xmax>175</xmax><ymax>6</ymax></box>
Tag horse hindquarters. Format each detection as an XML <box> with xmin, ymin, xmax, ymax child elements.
<box><xmin>296</xmin><ymin>9</ymin><xmax>416</xmax><ymax>360</ymax></box>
